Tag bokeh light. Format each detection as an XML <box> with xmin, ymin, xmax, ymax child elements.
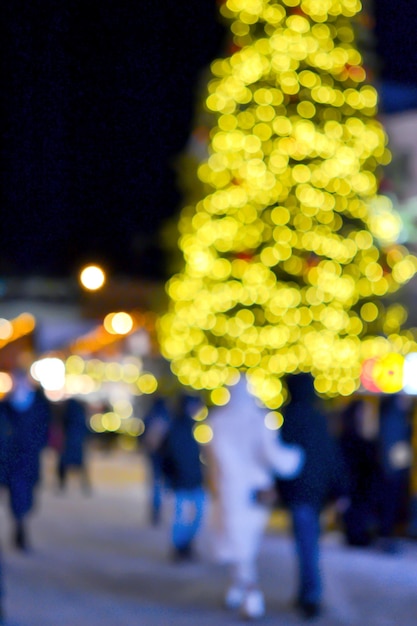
<box><xmin>104</xmin><ymin>312</ymin><xmax>134</xmax><ymax>335</ymax></box>
<box><xmin>264</xmin><ymin>411</ymin><xmax>284</xmax><ymax>430</ymax></box>
<box><xmin>31</xmin><ymin>357</ymin><xmax>66</xmax><ymax>391</ymax></box>
<box><xmin>0</xmin><ymin>319</ymin><xmax>13</xmax><ymax>340</ymax></box>
<box><xmin>0</xmin><ymin>372</ymin><xmax>13</xmax><ymax>395</ymax></box>
<box><xmin>79</xmin><ymin>264</ymin><xmax>106</xmax><ymax>291</ymax></box>
<box><xmin>193</xmin><ymin>423</ymin><xmax>213</xmax><ymax>444</ymax></box>
<box><xmin>157</xmin><ymin>0</ymin><xmax>417</xmax><ymax>408</ymax></box>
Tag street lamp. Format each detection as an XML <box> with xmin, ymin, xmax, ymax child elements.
<box><xmin>79</xmin><ymin>264</ymin><xmax>106</xmax><ymax>291</ymax></box>
<box><xmin>103</xmin><ymin>312</ymin><xmax>133</xmax><ymax>335</ymax></box>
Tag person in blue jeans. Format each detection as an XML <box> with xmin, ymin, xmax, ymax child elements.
<box><xmin>291</xmin><ymin>503</ymin><xmax>322</xmax><ymax>614</ymax></box>
<box><xmin>171</xmin><ymin>486</ymin><xmax>205</xmax><ymax>558</ymax></box>
<box><xmin>160</xmin><ymin>393</ymin><xmax>205</xmax><ymax>561</ymax></box>
<box><xmin>277</xmin><ymin>373</ymin><xmax>349</xmax><ymax>620</ymax></box>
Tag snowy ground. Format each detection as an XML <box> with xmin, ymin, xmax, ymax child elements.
<box><xmin>1</xmin><ymin>448</ymin><xmax>417</xmax><ymax>626</ymax></box>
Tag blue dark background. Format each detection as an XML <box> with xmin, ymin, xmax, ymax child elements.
<box><xmin>1</xmin><ymin>0</ymin><xmax>416</xmax><ymax>280</ymax></box>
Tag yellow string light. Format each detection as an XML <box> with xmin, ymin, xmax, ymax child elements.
<box><xmin>158</xmin><ymin>0</ymin><xmax>417</xmax><ymax>407</ymax></box>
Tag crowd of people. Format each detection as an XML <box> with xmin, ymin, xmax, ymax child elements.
<box><xmin>0</xmin><ymin>366</ymin><xmax>415</xmax><ymax>623</ymax></box>
<box><xmin>142</xmin><ymin>374</ymin><xmax>416</xmax><ymax>621</ymax></box>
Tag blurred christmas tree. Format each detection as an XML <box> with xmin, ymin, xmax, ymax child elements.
<box><xmin>158</xmin><ymin>0</ymin><xmax>417</xmax><ymax>409</ymax></box>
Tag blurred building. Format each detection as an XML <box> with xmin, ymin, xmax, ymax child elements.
<box><xmin>0</xmin><ymin>276</ymin><xmax>173</xmax><ymax>448</ymax></box>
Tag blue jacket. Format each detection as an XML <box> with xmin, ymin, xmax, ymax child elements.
<box><xmin>161</xmin><ymin>411</ymin><xmax>203</xmax><ymax>491</ymax></box>
<box><xmin>60</xmin><ymin>398</ymin><xmax>89</xmax><ymax>466</ymax></box>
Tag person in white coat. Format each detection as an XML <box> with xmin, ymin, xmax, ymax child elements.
<box><xmin>206</xmin><ymin>375</ymin><xmax>304</xmax><ymax>620</ymax></box>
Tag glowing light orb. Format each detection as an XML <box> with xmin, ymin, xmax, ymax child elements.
<box><xmin>104</xmin><ymin>312</ymin><xmax>133</xmax><ymax>335</ymax></box>
<box><xmin>373</xmin><ymin>353</ymin><xmax>405</xmax><ymax>394</ymax></box>
<box><xmin>360</xmin><ymin>358</ymin><xmax>382</xmax><ymax>393</ymax></box>
<box><xmin>31</xmin><ymin>358</ymin><xmax>66</xmax><ymax>391</ymax></box>
<box><xmin>193</xmin><ymin>423</ymin><xmax>213</xmax><ymax>444</ymax></box>
<box><xmin>0</xmin><ymin>319</ymin><xmax>13</xmax><ymax>340</ymax></box>
<box><xmin>79</xmin><ymin>265</ymin><xmax>106</xmax><ymax>291</ymax></box>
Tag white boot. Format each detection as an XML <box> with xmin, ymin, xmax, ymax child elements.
<box><xmin>240</xmin><ymin>588</ymin><xmax>265</xmax><ymax>620</ymax></box>
<box><xmin>224</xmin><ymin>585</ymin><xmax>245</xmax><ymax>609</ymax></box>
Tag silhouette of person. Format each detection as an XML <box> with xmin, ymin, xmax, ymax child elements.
<box><xmin>339</xmin><ymin>398</ymin><xmax>380</xmax><ymax>548</ymax></box>
<box><xmin>49</xmin><ymin>396</ymin><xmax>91</xmax><ymax>493</ymax></box>
<box><xmin>377</xmin><ymin>393</ymin><xmax>412</xmax><ymax>553</ymax></box>
<box><xmin>277</xmin><ymin>373</ymin><xmax>349</xmax><ymax>620</ymax></box>
<box><xmin>142</xmin><ymin>395</ymin><xmax>172</xmax><ymax>525</ymax></box>
<box><xmin>206</xmin><ymin>376</ymin><xmax>304</xmax><ymax>620</ymax></box>
<box><xmin>160</xmin><ymin>393</ymin><xmax>205</xmax><ymax>561</ymax></box>
<box><xmin>0</xmin><ymin>368</ymin><xmax>50</xmax><ymax>550</ymax></box>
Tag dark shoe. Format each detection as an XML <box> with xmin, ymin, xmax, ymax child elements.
<box><xmin>171</xmin><ymin>543</ymin><xmax>194</xmax><ymax>562</ymax></box>
<box><xmin>295</xmin><ymin>599</ymin><xmax>321</xmax><ymax>620</ymax></box>
<box><xmin>14</xmin><ymin>522</ymin><xmax>29</xmax><ymax>551</ymax></box>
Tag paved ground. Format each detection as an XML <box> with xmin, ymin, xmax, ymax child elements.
<box><xmin>1</xmin><ymin>449</ymin><xmax>417</xmax><ymax>626</ymax></box>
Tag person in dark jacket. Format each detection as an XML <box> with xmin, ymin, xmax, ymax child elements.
<box><xmin>49</xmin><ymin>397</ymin><xmax>90</xmax><ymax>493</ymax></box>
<box><xmin>277</xmin><ymin>373</ymin><xmax>349</xmax><ymax>620</ymax></box>
<box><xmin>339</xmin><ymin>398</ymin><xmax>381</xmax><ymax>548</ymax></box>
<box><xmin>142</xmin><ymin>396</ymin><xmax>172</xmax><ymax>525</ymax></box>
<box><xmin>0</xmin><ymin>368</ymin><xmax>51</xmax><ymax>550</ymax></box>
<box><xmin>161</xmin><ymin>393</ymin><xmax>205</xmax><ymax>561</ymax></box>
<box><xmin>377</xmin><ymin>393</ymin><xmax>412</xmax><ymax>553</ymax></box>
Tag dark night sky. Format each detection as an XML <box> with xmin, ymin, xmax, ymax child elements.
<box><xmin>1</xmin><ymin>1</ymin><xmax>416</xmax><ymax>281</ymax></box>
<box><xmin>1</xmin><ymin>0</ymin><xmax>225</xmax><ymax>280</ymax></box>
